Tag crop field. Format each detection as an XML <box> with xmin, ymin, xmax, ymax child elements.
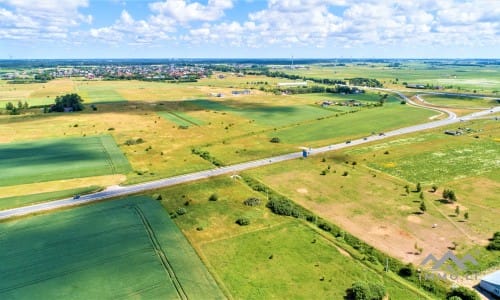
<box><xmin>203</xmin><ymin>103</ymin><xmax>437</xmax><ymax>165</ymax></box>
<box><xmin>155</xmin><ymin>177</ymin><xmax>429</xmax><ymax>299</ymax></box>
<box><xmin>188</xmin><ymin>99</ymin><xmax>336</xmax><ymax>127</ymax></box>
<box><xmin>418</xmin><ymin>94</ymin><xmax>498</xmax><ymax>108</ymax></box>
<box><xmin>0</xmin><ymin>135</ymin><xmax>131</xmax><ymax>186</ymax></box>
<box><xmin>0</xmin><ymin>196</ymin><xmax>223</xmax><ymax>299</ymax></box>
<box><xmin>244</xmin><ymin>118</ymin><xmax>499</xmax><ymax>267</ymax></box>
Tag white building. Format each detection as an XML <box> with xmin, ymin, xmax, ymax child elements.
<box><xmin>480</xmin><ymin>270</ymin><xmax>500</xmax><ymax>298</ymax></box>
<box><xmin>277</xmin><ymin>82</ymin><xmax>307</xmax><ymax>87</ymax></box>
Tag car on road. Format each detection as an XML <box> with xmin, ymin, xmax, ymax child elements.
<box><xmin>346</xmin><ymin>140</ymin><xmax>351</xmax><ymax>144</ymax></box>
<box><xmin>73</xmin><ymin>194</ymin><xmax>80</xmax><ymax>200</ymax></box>
<box><xmin>363</xmin><ymin>137</ymin><xmax>368</xmax><ymax>140</ymax></box>
<box><xmin>379</xmin><ymin>133</ymin><xmax>385</xmax><ymax>136</ymax></box>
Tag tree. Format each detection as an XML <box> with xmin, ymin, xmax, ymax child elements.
<box><xmin>17</xmin><ymin>100</ymin><xmax>23</xmax><ymax>109</ymax></box>
<box><xmin>208</xmin><ymin>193</ymin><xmax>218</xmax><ymax>201</ymax></box>
<box><xmin>431</xmin><ymin>184</ymin><xmax>438</xmax><ymax>192</ymax></box>
<box><xmin>419</xmin><ymin>192</ymin><xmax>424</xmax><ymax>200</ymax></box>
<box><xmin>455</xmin><ymin>205</ymin><xmax>460</xmax><ymax>216</ymax></box>
<box><xmin>269</xmin><ymin>137</ymin><xmax>281</xmax><ymax>143</ymax></box>
<box><xmin>446</xmin><ymin>286</ymin><xmax>480</xmax><ymax>300</ymax></box>
<box><xmin>23</xmin><ymin>101</ymin><xmax>29</xmax><ymax>109</ymax></box>
<box><xmin>51</xmin><ymin>93</ymin><xmax>84</xmax><ymax>112</ymax></box>
<box><xmin>416</xmin><ymin>182</ymin><xmax>422</xmax><ymax>192</ymax></box>
<box><xmin>443</xmin><ymin>189</ymin><xmax>457</xmax><ymax>202</ymax></box>
<box><xmin>236</xmin><ymin>217</ymin><xmax>250</xmax><ymax>226</ymax></box>
<box><xmin>464</xmin><ymin>212</ymin><xmax>469</xmax><ymax>220</ymax></box>
<box><xmin>5</xmin><ymin>102</ymin><xmax>14</xmax><ymax>110</ymax></box>
<box><xmin>404</xmin><ymin>185</ymin><xmax>410</xmax><ymax>194</ymax></box>
<box><xmin>420</xmin><ymin>201</ymin><xmax>427</xmax><ymax>213</ymax></box>
<box><xmin>487</xmin><ymin>232</ymin><xmax>500</xmax><ymax>250</ymax></box>
<box><xmin>346</xmin><ymin>281</ymin><xmax>386</xmax><ymax>300</ymax></box>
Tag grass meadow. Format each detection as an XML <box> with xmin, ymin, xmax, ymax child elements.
<box><xmin>244</xmin><ymin>118</ymin><xmax>499</xmax><ymax>268</ymax></box>
<box><xmin>0</xmin><ymin>135</ymin><xmax>130</xmax><ymax>186</ymax></box>
<box><xmin>154</xmin><ymin>176</ymin><xmax>430</xmax><ymax>299</ymax></box>
<box><xmin>0</xmin><ymin>196</ymin><xmax>223</xmax><ymax>299</ymax></box>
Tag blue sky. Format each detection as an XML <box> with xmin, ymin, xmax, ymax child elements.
<box><xmin>0</xmin><ymin>0</ymin><xmax>498</xmax><ymax>59</ymax></box>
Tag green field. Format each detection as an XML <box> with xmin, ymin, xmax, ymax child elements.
<box><xmin>419</xmin><ymin>94</ymin><xmax>499</xmax><ymax>108</ymax></box>
<box><xmin>77</xmin><ymin>86</ymin><xmax>127</xmax><ymax>103</ymax></box>
<box><xmin>155</xmin><ymin>177</ymin><xmax>432</xmax><ymax>299</ymax></box>
<box><xmin>345</xmin><ymin>121</ymin><xmax>500</xmax><ymax>184</ymax></box>
<box><xmin>277</xmin><ymin>62</ymin><xmax>500</xmax><ymax>94</ymax></box>
<box><xmin>274</xmin><ymin>103</ymin><xmax>437</xmax><ymax>144</ymax></box>
<box><xmin>0</xmin><ymin>135</ymin><xmax>131</xmax><ymax>186</ymax></box>
<box><xmin>0</xmin><ymin>196</ymin><xmax>223</xmax><ymax>299</ymax></box>
<box><xmin>203</xmin><ymin>222</ymin><xmax>426</xmax><ymax>299</ymax></box>
<box><xmin>189</xmin><ymin>99</ymin><xmax>335</xmax><ymax>127</ymax></box>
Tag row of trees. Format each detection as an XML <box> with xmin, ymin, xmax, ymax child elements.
<box><xmin>4</xmin><ymin>101</ymin><xmax>29</xmax><ymax>115</ymax></box>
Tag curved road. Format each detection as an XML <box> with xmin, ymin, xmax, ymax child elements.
<box><xmin>0</xmin><ymin>98</ymin><xmax>498</xmax><ymax>221</ymax></box>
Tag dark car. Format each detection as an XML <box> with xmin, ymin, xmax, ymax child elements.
<box><xmin>346</xmin><ymin>140</ymin><xmax>351</xmax><ymax>144</ymax></box>
<box><xmin>73</xmin><ymin>194</ymin><xmax>80</xmax><ymax>200</ymax></box>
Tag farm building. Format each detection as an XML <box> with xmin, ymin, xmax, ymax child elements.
<box><xmin>231</xmin><ymin>90</ymin><xmax>251</xmax><ymax>95</ymax></box>
<box><xmin>406</xmin><ymin>83</ymin><xmax>426</xmax><ymax>89</ymax></box>
<box><xmin>479</xmin><ymin>270</ymin><xmax>500</xmax><ymax>298</ymax></box>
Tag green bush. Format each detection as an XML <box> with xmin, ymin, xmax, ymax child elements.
<box><xmin>346</xmin><ymin>281</ymin><xmax>386</xmax><ymax>300</ymax></box>
<box><xmin>176</xmin><ymin>207</ymin><xmax>187</xmax><ymax>215</ymax></box>
<box><xmin>487</xmin><ymin>231</ymin><xmax>500</xmax><ymax>250</ymax></box>
<box><xmin>243</xmin><ymin>197</ymin><xmax>261</xmax><ymax>206</ymax></box>
<box><xmin>152</xmin><ymin>193</ymin><xmax>162</xmax><ymax>200</ymax></box>
<box><xmin>446</xmin><ymin>286</ymin><xmax>480</xmax><ymax>300</ymax></box>
<box><xmin>269</xmin><ymin>137</ymin><xmax>281</xmax><ymax>143</ymax></box>
<box><xmin>208</xmin><ymin>193</ymin><xmax>218</xmax><ymax>201</ymax></box>
<box><xmin>236</xmin><ymin>217</ymin><xmax>250</xmax><ymax>226</ymax></box>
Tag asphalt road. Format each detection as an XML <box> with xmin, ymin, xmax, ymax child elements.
<box><xmin>1</xmin><ymin>99</ymin><xmax>498</xmax><ymax>221</ymax></box>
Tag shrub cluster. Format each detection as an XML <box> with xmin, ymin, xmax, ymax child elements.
<box><xmin>346</xmin><ymin>281</ymin><xmax>386</xmax><ymax>300</ymax></box>
<box><xmin>191</xmin><ymin>148</ymin><xmax>223</xmax><ymax>166</ymax></box>
<box><xmin>243</xmin><ymin>197</ymin><xmax>261</xmax><ymax>206</ymax></box>
<box><xmin>442</xmin><ymin>189</ymin><xmax>457</xmax><ymax>202</ymax></box>
<box><xmin>269</xmin><ymin>137</ymin><xmax>281</xmax><ymax>143</ymax></box>
<box><xmin>125</xmin><ymin>138</ymin><xmax>145</xmax><ymax>146</ymax></box>
<box><xmin>235</xmin><ymin>217</ymin><xmax>250</xmax><ymax>226</ymax></box>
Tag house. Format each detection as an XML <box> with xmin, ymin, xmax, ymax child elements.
<box><xmin>480</xmin><ymin>270</ymin><xmax>500</xmax><ymax>298</ymax></box>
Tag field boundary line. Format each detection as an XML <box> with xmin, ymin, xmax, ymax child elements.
<box><xmin>132</xmin><ymin>205</ymin><xmax>188</xmax><ymax>300</ymax></box>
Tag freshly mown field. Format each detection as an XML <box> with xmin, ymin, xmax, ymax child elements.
<box><xmin>155</xmin><ymin>177</ymin><xmax>430</xmax><ymax>299</ymax></box>
<box><xmin>0</xmin><ymin>135</ymin><xmax>131</xmax><ymax>186</ymax></box>
<box><xmin>418</xmin><ymin>94</ymin><xmax>498</xmax><ymax>108</ymax></box>
<box><xmin>0</xmin><ymin>196</ymin><xmax>224</xmax><ymax>299</ymax></box>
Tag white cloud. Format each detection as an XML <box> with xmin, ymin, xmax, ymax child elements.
<box><xmin>0</xmin><ymin>0</ymin><xmax>91</xmax><ymax>40</ymax></box>
<box><xmin>149</xmin><ymin>0</ymin><xmax>233</xmax><ymax>23</ymax></box>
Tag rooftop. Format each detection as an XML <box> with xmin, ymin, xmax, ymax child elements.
<box><xmin>481</xmin><ymin>270</ymin><xmax>500</xmax><ymax>285</ymax></box>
